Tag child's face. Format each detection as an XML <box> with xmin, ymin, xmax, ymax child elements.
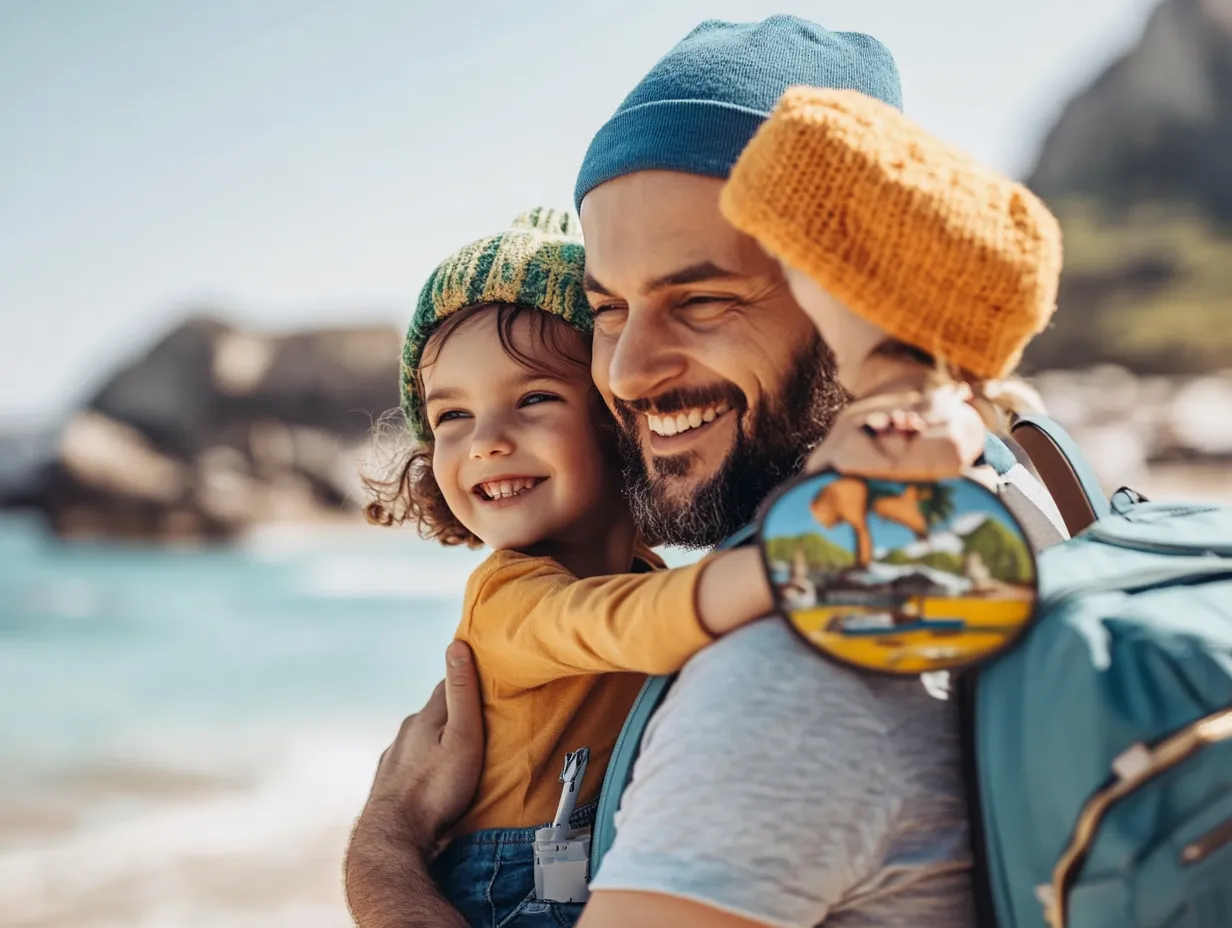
<box><xmin>422</xmin><ymin>311</ymin><xmax>622</xmax><ymax>551</ymax></box>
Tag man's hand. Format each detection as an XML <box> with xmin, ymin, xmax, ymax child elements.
<box><xmin>364</xmin><ymin>639</ymin><xmax>486</xmax><ymax>850</ymax></box>
<box><xmin>807</xmin><ymin>383</ymin><xmax>990</xmax><ymax>484</ymax></box>
<box><xmin>344</xmin><ymin>640</ymin><xmax>484</xmax><ymax>928</ymax></box>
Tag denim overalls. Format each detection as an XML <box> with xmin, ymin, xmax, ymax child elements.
<box><xmin>431</xmin><ymin>803</ymin><xmax>595</xmax><ymax>928</ymax></box>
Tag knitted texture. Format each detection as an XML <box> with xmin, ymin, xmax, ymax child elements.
<box><xmin>574</xmin><ymin>15</ymin><xmax>902</xmax><ymax>210</ymax></box>
<box><xmin>400</xmin><ymin>207</ymin><xmax>589</xmax><ymax>440</ymax></box>
<box><xmin>720</xmin><ymin>87</ymin><xmax>1062</xmax><ymax>380</ymax></box>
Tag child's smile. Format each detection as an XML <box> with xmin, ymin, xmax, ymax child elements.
<box><xmin>473</xmin><ymin>475</ymin><xmax>548</xmax><ymax>504</ymax></box>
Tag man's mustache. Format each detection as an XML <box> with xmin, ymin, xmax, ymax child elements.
<box><xmin>612</xmin><ymin>384</ymin><xmax>746</xmax><ymax>424</ymax></box>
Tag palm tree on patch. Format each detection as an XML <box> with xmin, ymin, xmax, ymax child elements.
<box><xmin>914</xmin><ymin>483</ymin><xmax>957</xmax><ymax>531</ymax></box>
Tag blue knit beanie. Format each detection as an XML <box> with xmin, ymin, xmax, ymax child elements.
<box><xmin>574</xmin><ymin>15</ymin><xmax>903</xmax><ymax>210</ymax></box>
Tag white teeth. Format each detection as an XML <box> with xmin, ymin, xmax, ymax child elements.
<box><xmin>646</xmin><ymin>404</ymin><xmax>728</xmax><ymax>436</ymax></box>
<box><xmin>479</xmin><ymin>478</ymin><xmax>540</xmax><ymax>499</ymax></box>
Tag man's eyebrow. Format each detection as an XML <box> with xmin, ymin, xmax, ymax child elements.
<box><xmin>582</xmin><ymin>272</ymin><xmax>613</xmax><ymax>296</ymax></box>
<box><xmin>646</xmin><ymin>261</ymin><xmax>741</xmax><ymax>293</ymax></box>
<box><xmin>583</xmin><ymin>261</ymin><xmax>742</xmax><ymax>298</ymax></box>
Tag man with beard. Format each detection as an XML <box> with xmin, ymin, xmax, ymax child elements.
<box><xmin>345</xmin><ymin>16</ymin><xmax>1066</xmax><ymax>928</ymax></box>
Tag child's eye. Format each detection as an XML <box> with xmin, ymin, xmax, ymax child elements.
<box><xmin>520</xmin><ymin>392</ymin><xmax>560</xmax><ymax>407</ymax></box>
<box><xmin>434</xmin><ymin>409</ymin><xmax>469</xmax><ymax>426</ymax></box>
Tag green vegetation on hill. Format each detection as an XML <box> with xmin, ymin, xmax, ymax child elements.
<box><xmin>1015</xmin><ymin>0</ymin><xmax>1232</xmax><ymax>375</ymax></box>
<box><xmin>963</xmin><ymin>518</ymin><xmax>1034</xmax><ymax>584</ymax></box>
<box><xmin>883</xmin><ymin>549</ymin><xmax>964</xmax><ymax>574</ymax></box>
<box><xmin>882</xmin><ymin>517</ymin><xmax>1033</xmax><ymax>585</ymax></box>
<box><xmin>1022</xmin><ymin>200</ymin><xmax>1232</xmax><ymax>375</ymax></box>
<box><xmin>764</xmin><ymin>532</ymin><xmax>854</xmax><ymax>570</ymax></box>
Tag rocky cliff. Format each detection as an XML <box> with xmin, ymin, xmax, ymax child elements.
<box><xmin>2</xmin><ymin>317</ymin><xmax>403</xmax><ymax>541</ymax></box>
<box><xmin>1028</xmin><ymin>0</ymin><xmax>1232</xmax><ymax>221</ymax></box>
<box><xmin>1021</xmin><ymin>0</ymin><xmax>1232</xmax><ymax>374</ymax></box>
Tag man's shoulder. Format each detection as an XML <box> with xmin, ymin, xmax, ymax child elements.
<box><xmin>593</xmin><ymin>620</ymin><xmax>973</xmax><ymax>927</ymax></box>
<box><xmin>663</xmin><ymin>618</ymin><xmax>938</xmax><ymax>723</ymax></box>
<box><xmin>639</xmin><ymin>619</ymin><xmax>957</xmax><ymax>787</ymax></box>
<box><xmin>671</xmin><ymin>618</ymin><xmax>866</xmax><ymax>702</ymax></box>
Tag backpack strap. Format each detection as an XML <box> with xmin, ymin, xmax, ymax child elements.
<box><xmin>588</xmin><ymin>673</ymin><xmax>674</xmax><ymax>873</ymax></box>
<box><xmin>980</xmin><ymin>433</ymin><xmax>1017</xmax><ymax>477</ymax></box>
<box><xmin>1009</xmin><ymin>414</ymin><xmax>1109</xmax><ymax>536</ymax></box>
<box><xmin>589</xmin><ymin>522</ymin><xmax>755</xmax><ymax>877</ymax></box>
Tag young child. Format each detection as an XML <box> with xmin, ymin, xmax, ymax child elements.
<box><xmin>364</xmin><ymin>208</ymin><xmax>772</xmax><ymax>928</ymax></box>
<box><xmin>719</xmin><ymin>86</ymin><xmax>1069</xmax><ymax>550</ymax></box>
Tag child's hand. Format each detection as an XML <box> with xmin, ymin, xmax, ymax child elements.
<box><xmin>807</xmin><ymin>384</ymin><xmax>988</xmax><ymax>483</ymax></box>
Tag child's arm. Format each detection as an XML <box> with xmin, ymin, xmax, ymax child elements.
<box><xmin>461</xmin><ymin>547</ymin><xmax>771</xmax><ymax>688</ymax></box>
<box><xmin>696</xmin><ymin>547</ymin><xmax>773</xmax><ymax>635</ymax></box>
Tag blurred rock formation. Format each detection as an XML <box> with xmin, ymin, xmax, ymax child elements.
<box><xmin>1</xmin><ymin>317</ymin><xmax>403</xmax><ymax>541</ymax></box>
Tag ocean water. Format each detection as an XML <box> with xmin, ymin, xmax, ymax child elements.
<box><xmin>0</xmin><ymin>515</ymin><xmax>491</xmax><ymax>928</ymax></box>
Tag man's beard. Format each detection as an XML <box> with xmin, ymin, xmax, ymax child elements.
<box><xmin>613</xmin><ymin>333</ymin><xmax>848</xmax><ymax>550</ymax></box>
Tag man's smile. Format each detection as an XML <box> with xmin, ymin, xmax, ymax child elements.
<box><xmin>644</xmin><ymin>404</ymin><xmax>737</xmax><ymax>457</ymax></box>
<box><xmin>645</xmin><ymin>401</ymin><xmax>733</xmax><ymax>437</ymax></box>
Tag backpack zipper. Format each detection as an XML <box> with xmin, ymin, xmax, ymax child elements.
<box><xmin>1083</xmin><ymin>525</ymin><xmax>1230</xmax><ymax>558</ymax></box>
<box><xmin>1182</xmin><ymin>815</ymin><xmax>1232</xmax><ymax>865</ymax></box>
<box><xmin>1044</xmin><ymin>708</ymin><xmax>1232</xmax><ymax>928</ymax></box>
<box><xmin>1041</xmin><ymin>560</ymin><xmax>1232</xmax><ymax>610</ymax></box>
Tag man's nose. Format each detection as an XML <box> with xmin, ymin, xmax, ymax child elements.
<box><xmin>606</xmin><ymin>308</ymin><xmax>688</xmax><ymax>403</ymax></box>
<box><xmin>468</xmin><ymin>419</ymin><xmax>515</xmax><ymax>459</ymax></box>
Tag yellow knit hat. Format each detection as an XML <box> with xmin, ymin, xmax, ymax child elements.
<box><xmin>719</xmin><ymin>87</ymin><xmax>1062</xmax><ymax>380</ymax></box>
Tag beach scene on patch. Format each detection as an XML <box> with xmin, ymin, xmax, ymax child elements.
<box><xmin>760</xmin><ymin>472</ymin><xmax>1038</xmax><ymax>675</ymax></box>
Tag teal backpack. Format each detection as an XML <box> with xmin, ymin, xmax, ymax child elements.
<box><xmin>966</xmin><ymin>417</ymin><xmax>1232</xmax><ymax>928</ymax></box>
<box><xmin>590</xmin><ymin>420</ymin><xmax>1232</xmax><ymax>928</ymax></box>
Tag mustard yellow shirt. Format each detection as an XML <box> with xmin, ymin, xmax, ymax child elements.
<box><xmin>449</xmin><ymin>544</ymin><xmax>712</xmax><ymax>837</ymax></box>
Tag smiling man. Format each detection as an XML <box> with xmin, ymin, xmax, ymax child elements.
<box><xmin>346</xmin><ymin>15</ymin><xmax>1066</xmax><ymax>928</ymax></box>
<box><xmin>581</xmin><ymin>169</ymin><xmax>846</xmax><ymax>550</ymax></box>
<box><xmin>561</xmin><ymin>21</ymin><xmax>984</xmax><ymax>928</ymax></box>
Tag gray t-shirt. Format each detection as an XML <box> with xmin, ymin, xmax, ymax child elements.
<box><xmin>588</xmin><ymin>467</ymin><xmax>1066</xmax><ymax>927</ymax></box>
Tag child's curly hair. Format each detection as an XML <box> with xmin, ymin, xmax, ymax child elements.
<box><xmin>360</xmin><ymin>302</ymin><xmax>606</xmax><ymax>548</ymax></box>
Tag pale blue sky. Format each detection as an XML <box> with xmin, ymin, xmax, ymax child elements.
<box><xmin>764</xmin><ymin>475</ymin><xmax>1017</xmax><ymax>552</ymax></box>
<box><xmin>1</xmin><ymin>0</ymin><xmax>1158</xmax><ymax>421</ymax></box>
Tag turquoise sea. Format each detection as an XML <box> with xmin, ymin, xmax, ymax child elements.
<box><xmin>0</xmin><ymin>515</ymin><xmax>493</xmax><ymax>927</ymax></box>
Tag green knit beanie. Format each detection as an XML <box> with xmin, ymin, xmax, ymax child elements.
<box><xmin>400</xmin><ymin>207</ymin><xmax>591</xmax><ymax>441</ymax></box>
